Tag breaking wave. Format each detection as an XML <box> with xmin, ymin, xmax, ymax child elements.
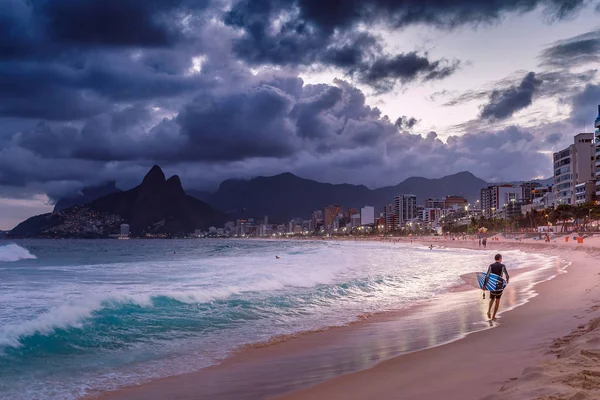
<box><xmin>0</xmin><ymin>244</ymin><xmax>36</xmax><ymax>262</ymax></box>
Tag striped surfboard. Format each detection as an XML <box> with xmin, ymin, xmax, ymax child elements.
<box><xmin>476</xmin><ymin>272</ymin><xmax>507</xmax><ymax>291</ymax></box>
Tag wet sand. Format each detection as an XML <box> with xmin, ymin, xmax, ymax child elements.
<box><xmin>90</xmin><ymin>237</ymin><xmax>600</xmax><ymax>400</ymax></box>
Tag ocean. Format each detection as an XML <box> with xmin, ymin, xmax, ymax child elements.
<box><xmin>0</xmin><ymin>239</ymin><xmax>562</xmax><ymax>400</ymax></box>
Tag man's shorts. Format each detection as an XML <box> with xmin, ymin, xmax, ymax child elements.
<box><xmin>490</xmin><ymin>290</ymin><xmax>503</xmax><ymax>300</ymax></box>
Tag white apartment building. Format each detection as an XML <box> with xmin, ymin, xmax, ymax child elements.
<box><xmin>575</xmin><ymin>181</ymin><xmax>596</xmax><ymax>204</ymax></box>
<box><xmin>553</xmin><ymin>132</ymin><xmax>595</xmax><ymax>205</ymax></box>
<box><xmin>421</xmin><ymin>208</ymin><xmax>442</xmax><ymax>226</ymax></box>
<box><xmin>360</xmin><ymin>206</ymin><xmax>375</xmax><ymax>226</ymax></box>
<box><xmin>394</xmin><ymin>194</ymin><xmax>417</xmax><ymax>229</ymax></box>
<box><xmin>350</xmin><ymin>214</ymin><xmax>361</xmax><ymax>228</ymax></box>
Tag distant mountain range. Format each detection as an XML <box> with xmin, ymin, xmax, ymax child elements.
<box><xmin>44</xmin><ymin>170</ymin><xmax>554</xmax><ymax>226</ymax></box>
<box><xmin>188</xmin><ymin>171</ymin><xmax>488</xmax><ymax>221</ymax></box>
<box><xmin>9</xmin><ymin>166</ymin><xmax>225</xmax><ymax>238</ymax></box>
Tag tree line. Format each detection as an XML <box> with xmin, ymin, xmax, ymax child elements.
<box><xmin>444</xmin><ymin>202</ymin><xmax>600</xmax><ymax>234</ymax></box>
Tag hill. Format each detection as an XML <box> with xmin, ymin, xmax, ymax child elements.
<box><xmin>198</xmin><ymin>171</ymin><xmax>487</xmax><ymax>222</ymax></box>
<box><xmin>9</xmin><ymin>166</ymin><xmax>226</xmax><ymax>238</ymax></box>
<box><xmin>53</xmin><ymin>181</ymin><xmax>121</xmax><ymax>212</ymax></box>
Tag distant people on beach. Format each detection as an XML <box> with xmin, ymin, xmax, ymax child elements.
<box><xmin>483</xmin><ymin>253</ymin><xmax>509</xmax><ymax>320</ymax></box>
<box><xmin>478</xmin><ymin>238</ymin><xmax>481</xmax><ymax>247</ymax></box>
<box><xmin>275</xmin><ymin>255</ymin><xmax>280</xmax><ymax>259</ymax></box>
<box><xmin>429</xmin><ymin>244</ymin><xmax>433</xmax><ymax>250</ymax></box>
<box><xmin>482</xmin><ymin>238</ymin><xmax>487</xmax><ymax>248</ymax></box>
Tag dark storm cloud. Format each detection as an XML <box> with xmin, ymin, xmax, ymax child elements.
<box><xmin>3</xmin><ymin>73</ymin><xmax>556</xmax><ymax>192</ymax></box>
<box><xmin>225</xmin><ymin>6</ymin><xmax>459</xmax><ymax>92</ymax></box>
<box><xmin>9</xmin><ymin>75</ymin><xmax>397</xmax><ymax>165</ymax></box>
<box><xmin>539</xmin><ymin>29</ymin><xmax>600</xmax><ymax>68</ymax></box>
<box><xmin>224</xmin><ymin>0</ymin><xmax>587</xmax><ymax>86</ymax></box>
<box><xmin>226</xmin><ymin>0</ymin><xmax>587</xmax><ymax>35</ymax></box>
<box><xmin>480</xmin><ymin>72</ymin><xmax>543</xmax><ymax>120</ymax></box>
<box><xmin>395</xmin><ymin>116</ymin><xmax>419</xmax><ymax>130</ymax></box>
<box><xmin>569</xmin><ymin>83</ymin><xmax>600</xmax><ymax>125</ymax></box>
<box><xmin>353</xmin><ymin>53</ymin><xmax>460</xmax><ymax>92</ymax></box>
<box><xmin>40</xmin><ymin>0</ymin><xmax>198</xmax><ymax>48</ymax></box>
<box><xmin>0</xmin><ymin>0</ymin><xmax>594</xmax><ymax>206</ymax></box>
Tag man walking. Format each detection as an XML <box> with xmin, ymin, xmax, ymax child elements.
<box><xmin>483</xmin><ymin>254</ymin><xmax>509</xmax><ymax>320</ymax></box>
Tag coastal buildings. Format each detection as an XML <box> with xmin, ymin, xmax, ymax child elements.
<box><xmin>394</xmin><ymin>194</ymin><xmax>417</xmax><ymax>229</ymax></box>
<box><xmin>311</xmin><ymin>210</ymin><xmax>323</xmax><ymax>232</ymax></box>
<box><xmin>425</xmin><ymin>197</ymin><xmax>445</xmax><ymax>209</ymax></box>
<box><xmin>480</xmin><ymin>185</ymin><xmax>523</xmax><ymax>217</ymax></box>
<box><xmin>553</xmin><ymin>132</ymin><xmax>595</xmax><ymax>205</ymax></box>
<box><xmin>323</xmin><ymin>204</ymin><xmax>342</xmax><ymax>231</ymax></box>
<box><xmin>421</xmin><ymin>208</ymin><xmax>442</xmax><ymax>226</ymax></box>
<box><xmin>575</xmin><ymin>181</ymin><xmax>596</xmax><ymax>204</ymax></box>
<box><xmin>520</xmin><ymin>182</ymin><xmax>542</xmax><ymax>204</ymax></box>
<box><xmin>360</xmin><ymin>206</ymin><xmax>375</xmax><ymax>226</ymax></box>
<box><xmin>345</xmin><ymin>208</ymin><xmax>358</xmax><ymax>219</ymax></box>
<box><xmin>350</xmin><ymin>214</ymin><xmax>361</xmax><ymax>229</ymax></box>
<box><xmin>595</xmin><ymin>105</ymin><xmax>600</xmax><ymax>197</ymax></box>
<box><xmin>444</xmin><ymin>196</ymin><xmax>468</xmax><ymax>211</ymax></box>
<box><xmin>384</xmin><ymin>203</ymin><xmax>396</xmax><ymax>232</ymax></box>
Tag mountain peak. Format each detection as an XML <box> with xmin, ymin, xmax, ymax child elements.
<box><xmin>166</xmin><ymin>175</ymin><xmax>185</xmax><ymax>196</ymax></box>
<box><xmin>141</xmin><ymin>165</ymin><xmax>166</xmax><ymax>188</ymax></box>
<box><xmin>452</xmin><ymin>171</ymin><xmax>477</xmax><ymax>178</ymax></box>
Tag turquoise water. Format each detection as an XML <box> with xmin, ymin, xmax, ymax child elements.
<box><xmin>0</xmin><ymin>239</ymin><xmax>554</xmax><ymax>399</ymax></box>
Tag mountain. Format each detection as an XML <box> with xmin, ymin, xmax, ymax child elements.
<box><xmin>9</xmin><ymin>166</ymin><xmax>226</xmax><ymax>238</ymax></box>
<box><xmin>504</xmin><ymin>177</ymin><xmax>553</xmax><ymax>187</ymax></box>
<box><xmin>197</xmin><ymin>171</ymin><xmax>487</xmax><ymax>222</ymax></box>
<box><xmin>53</xmin><ymin>181</ymin><xmax>122</xmax><ymax>212</ymax></box>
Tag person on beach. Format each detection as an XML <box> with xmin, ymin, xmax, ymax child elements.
<box><xmin>482</xmin><ymin>238</ymin><xmax>487</xmax><ymax>248</ymax></box>
<box><xmin>483</xmin><ymin>254</ymin><xmax>509</xmax><ymax>320</ymax></box>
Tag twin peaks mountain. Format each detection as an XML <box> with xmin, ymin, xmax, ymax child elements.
<box><xmin>11</xmin><ymin>167</ymin><xmax>492</xmax><ymax>238</ymax></box>
<box><xmin>9</xmin><ymin>166</ymin><xmax>225</xmax><ymax>238</ymax></box>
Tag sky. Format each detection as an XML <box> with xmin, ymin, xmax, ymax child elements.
<box><xmin>1</xmin><ymin>0</ymin><xmax>600</xmax><ymax>229</ymax></box>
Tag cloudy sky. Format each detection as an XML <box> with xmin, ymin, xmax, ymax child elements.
<box><xmin>1</xmin><ymin>0</ymin><xmax>600</xmax><ymax>229</ymax></box>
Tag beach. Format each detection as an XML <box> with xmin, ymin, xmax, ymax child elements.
<box><xmin>89</xmin><ymin>235</ymin><xmax>600</xmax><ymax>400</ymax></box>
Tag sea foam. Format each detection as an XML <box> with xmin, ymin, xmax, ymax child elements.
<box><xmin>0</xmin><ymin>244</ymin><xmax>37</xmax><ymax>262</ymax></box>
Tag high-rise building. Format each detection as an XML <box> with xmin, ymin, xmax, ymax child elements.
<box><xmin>575</xmin><ymin>181</ymin><xmax>596</xmax><ymax>204</ymax></box>
<box><xmin>595</xmin><ymin>105</ymin><xmax>600</xmax><ymax>197</ymax></box>
<box><xmin>120</xmin><ymin>224</ymin><xmax>130</xmax><ymax>237</ymax></box>
<box><xmin>553</xmin><ymin>132</ymin><xmax>595</xmax><ymax>205</ymax></box>
<box><xmin>311</xmin><ymin>210</ymin><xmax>323</xmax><ymax>232</ymax></box>
<box><xmin>394</xmin><ymin>194</ymin><xmax>417</xmax><ymax>228</ymax></box>
<box><xmin>350</xmin><ymin>214</ymin><xmax>361</xmax><ymax>228</ymax></box>
<box><xmin>360</xmin><ymin>206</ymin><xmax>375</xmax><ymax>226</ymax></box>
<box><xmin>480</xmin><ymin>185</ymin><xmax>522</xmax><ymax>217</ymax></box>
<box><xmin>421</xmin><ymin>208</ymin><xmax>442</xmax><ymax>226</ymax></box>
<box><xmin>323</xmin><ymin>204</ymin><xmax>342</xmax><ymax>231</ymax></box>
<box><xmin>345</xmin><ymin>208</ymin><xmax>358</xmax><ymax>219</ymax></box>
<box><xmin>384</xmin><ymin>203</ymin><xmax>396</xmax><ymax>232</ymax></box>
<box><xmin>520</xmin><ymin>182</ymin><xmax>542</xmax><ymax>204</ymax></box>
<box><xmin>425</xmin><ymin>197</ymin><xmax>445</xmax><ymax>209</ymax></box>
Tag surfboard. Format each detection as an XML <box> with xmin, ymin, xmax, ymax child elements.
<box><xmin>476</xmin><ymin>272</ymin><xmax>507</xmax><ymax>291</ymax></box>
<box><xmin>461</xmin><ymin>272</ymin><xmax>507</xmax><ymax>291</ymax></box>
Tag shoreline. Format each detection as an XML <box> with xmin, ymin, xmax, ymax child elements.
<box><xmin>87</xmin><ymin>238</ymin><xmax>598</xmax><ymax>400</ymax></box>
<box><xmin>277</xmin><ymin>239</ymin><xmax>600</xmax><ymax>400</ymax></box>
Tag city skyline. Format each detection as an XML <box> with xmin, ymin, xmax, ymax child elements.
<box><xmin>2</xmin><ymin>0</ymin><xmax>600</xmax><ymax>229</ymax></box>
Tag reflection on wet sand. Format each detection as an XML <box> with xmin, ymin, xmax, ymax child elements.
<box><xmin>98</xmin><ymin>256</ymin><xmax>566</xmax><ymax>400</ymax></box>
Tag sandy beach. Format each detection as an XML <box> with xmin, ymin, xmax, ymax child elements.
<box><xmin>92</xmin><ymin>235</ymin><xmax>600</xmax><ymax>400</ymax></box>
